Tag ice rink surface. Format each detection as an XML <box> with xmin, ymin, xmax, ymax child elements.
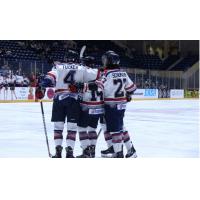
<box><xmin>0</xmin><ymin>99</ymin><xmax>199</xmax><ymax>158</ymax></box>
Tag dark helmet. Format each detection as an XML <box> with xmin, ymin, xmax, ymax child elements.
<box><xmin>65</xmin><ymin>50</ymin><xmax>79</xmax><ymax>63</ymax></box>
<box><xmin>102</xmin><ymin>50</ymin><xmax>120</xmax><ymax>67</ymax></box>
<box><xmin>81</xmin><ymin>56</ymin><xmax>95</xmax><ymax>67</ymax></box>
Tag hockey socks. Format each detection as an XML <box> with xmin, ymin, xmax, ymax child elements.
<box><xmin>54</xmin><ymin>130</ymin><xmax>63</xmax><ymax>146</ymax></box>
<box><xmin>122</xmin><ymin>130</ymin><xmax>132</xmax><ymax>151</ymax></box>
<box><xmin>112</xmin><ymin>132</ymin><xmax>123</xmax><ymax>153</ymax></box>
<box><xmin>79</xmin><ymin>131</ymin><xmax>90</xmax><ymax>149</ymax></box>
<box><xmin>103</xmin><ymin>131</ymin><xmax>112</xmax><ymax>148</ymax></box>
<box><xmin>88</xmin><ymin>131</ymin><xmax>98</xmax><ymax>146</ymax></box>
<box><xmin>66</xmin><ymin>130</ymin><xmax>76</xmax><ymax>150</ymax></box>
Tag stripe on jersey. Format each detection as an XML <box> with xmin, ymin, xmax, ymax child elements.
<box><xmin>47</xmin><ymin>72</ymin><xmax>56</xmax><ymax>80</ymax></box>
<box><xmin>81</xmin><ymin>101</ymin><xmax>104</xmax><ymax>105</ymax></box>
<box><xmin>104</xmin><ymin>97</ymin><xmax>127</xmax><ymax>102</ymax></box>
<box><xmin>125</xmin><ymin>83</ymin><xmax>136</xmax><ymax>91</ymax></box>
<box><xmin>55</xmin><ymin>89</ymin><xmax>69</xmax><ymax>93</ymax></box>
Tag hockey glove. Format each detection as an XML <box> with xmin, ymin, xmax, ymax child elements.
<box><xmin>126</xmin><ymin>94</ymin><xmax>132</xmax><ymax>102</ymax></box>
<box><xmin>69</xmin><ymin>82</ymin><xmax>84</xmax><ymax>93</ymax></box>
<box><xmin>126</xmin><ymin>91</ymin><xmax>133</xmax><ymax>102</ymax></box>
<box><xmin>35</xmin><ymin>86</ymin><xmax>46</xmax><ymax>99</ymax></box>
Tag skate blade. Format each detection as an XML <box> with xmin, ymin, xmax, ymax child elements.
<box><xmin>101</xmin><ymin>153</ymin><xmax>113</xmax><ymax>158</ymax></box>
<box><xmin>126</xmin><ymin>153</ymin><xmax>137</xmax><ymax>158</ymax></box>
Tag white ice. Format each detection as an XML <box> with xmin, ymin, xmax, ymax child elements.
<box><xmin>0</xmin><ymin>100</ymin><xmax>199</xmax><ymax>157</ymax></box>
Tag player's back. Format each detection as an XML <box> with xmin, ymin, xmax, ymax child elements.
<box><xmin>81</xmin><ymin>81</ymin><xmax>104</xmax><ymax>110</ymax></box>
<box><xmin>48</xmin><ymin>63</ymin><xmax>98</xmax><ymax>92</ymax></box>
<box><xmin>102</xmin><ymin>69</ymin><xmax>134</xmax><ymax>104</ymax></box>
<box><xmin>56</xmin><ymin>63</ymin><xmax>85</xmax><ymax>90</ymax></box>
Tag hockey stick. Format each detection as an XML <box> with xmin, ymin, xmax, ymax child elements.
<box><xmin>97</xmin><ymin>128</ymin><xmax>102</xmax><ymax>138</ymax></box>
<box><xmin>80</xmin><ymin>45</ymin><xmax>86</xmax><ymax>59</ymax></box>
<box><xmin>40</xmin><ymin>101</ymin><xmax>52</xmax><ymax>157</ymax></box>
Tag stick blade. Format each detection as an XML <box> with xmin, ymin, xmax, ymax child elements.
<box><xmin>80</xmin><ymin>45</ymin><xmax>86</xmax><ymax>59</ymax></box>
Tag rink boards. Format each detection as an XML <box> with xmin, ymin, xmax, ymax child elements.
<box><xmin>0</xmin><ymin>98</ymin><xmax>198</xmax><ymax>103</ymax></box>
<box><xmin>0</xmin><ymin>87</ymin><xmax>197</xmax><ymax>103</ymax></box>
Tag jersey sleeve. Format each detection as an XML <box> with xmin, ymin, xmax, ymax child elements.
<box><xmin>125</xmin><ymin>74</ymin><xmax>137</xmax><ymax>93</ymax></box>
<box><xmin>83</xmin><ymin>68</ymin><xmax>98</xmax><ymax>82</ymax></box>
<box><xmin>47</xmin><ymin>67</ymin><xmax>58</xmax><ymax>82</ymax></box>
<box><xmin>41</xmin><ymin>67</ymin><xmax>58</xmax><ymax>87</ymax></box>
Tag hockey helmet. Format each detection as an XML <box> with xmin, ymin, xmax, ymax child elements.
<box><xmin>65</xmin><ymin>50</ymin><xmax>79</xmax><ymax>63</ymax></box>
<box><xmin>102</xmin><ymin>50</ymin><xmax>120</xmax><ymax>67</ymax></box>
<box><xmin>81</xmin><ymin>56</ymin><xmax>96</xmax><ymax>68</ymax></box>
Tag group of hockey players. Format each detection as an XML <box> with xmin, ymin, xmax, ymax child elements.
<box><xmin>35</xmin><ymin>49</ymin><xmax>137</xmax><ymax>158</ymax></box>
<box><xmin>0</xmin><ymin>72</ymin><xmax>29</xmax><ymax>100</ymax></box>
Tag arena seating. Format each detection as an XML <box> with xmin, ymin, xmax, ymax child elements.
<box><xmin>0</xmin><ymin>41</ymin><xmax>40</xmax><ymax>60</ymax></box>
<box><xmin>0</xmin><ymin>41</ymin><xmax>199</xmax><ymax>73</ymax></box>
<box><xmin>170</xmin><ymin>55</ymin><xmax>199</xmax><ymax>71</ymax></box>
<box><xmin>130</xmin><ymin>55</ymin><xmax>162</xmax><ymax>69</ymax></box>
<box><xmin>160</xmin><ymin>55</ymin><xmax>180</xmax><ymax>70</ymax></box>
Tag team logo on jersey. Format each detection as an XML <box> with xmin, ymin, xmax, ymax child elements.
<box><xmin>47</xmin><ymin>88</ymin><xmax>55</xmax><ymax>99</ymax></box>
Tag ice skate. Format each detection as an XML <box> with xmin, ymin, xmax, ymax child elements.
<box><xmin>90</xmin><ymin>145</ymin><xmax>96</xmax><ymax>158</ymax></box>
<box><xmin>101</xmin><ymin>146</ymin><xmax>114</xmax><ymax>158</ymax></box>
<box><xmin>125</xmin><ymin>145</ymin><xmax>137</xmax><ymax>158</ymax></box>
<box><xmin>65</xmin><ymin>146</ymin><xmax>74</xmax><ymax>158</ymax></box>
<box><xmin>77</xmin><ymin>146</ymin><xmax>91</xmax><ymax>158</ymax></box>
<box><xmin>52</xmin><ymin>145</ymin><xmax>63</xmax><ymax>158</ymax></box>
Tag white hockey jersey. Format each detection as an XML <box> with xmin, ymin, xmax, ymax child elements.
<box><xmin>8</xmin><ymin>75</ymin><xmax>16</xmax><ymax>85</ymax></box>
<box><xmin>47</xmin><ymin>63</ymin><xmax>98</xmax><ymax>94</ymax></box>
<box><xmin>16</xmin><ymin>75</ymin><xmax>24</xmax><ymax>86</ymax></box>
<box><xmin>3</xmin><ymin>77</ymin><xmax>9</xmax><ymax>88</ymax></box>
<box><xmin>80</xmin><ymin>80</ymin><xmax>104</xmax><ymax>114</ymax></box>
<box><xmin>101</xmin><ymin>68</ymin><xmax>136</xmax><ymax>105</ymax></box>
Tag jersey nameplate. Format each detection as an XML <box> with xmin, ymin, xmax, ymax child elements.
<box><xmin>112</xmin><ymin>72</ymin><xmax>127</xmax><ymax>78</ymax></box>
<box><xmin>62</xmin><ymin>64</ymin><xmax>78</xmax><ymax>70</ymax></box>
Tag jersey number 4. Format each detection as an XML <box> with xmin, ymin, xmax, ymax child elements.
<box><xmin>64</xmin><ymin>70</ymin><xmax>76</xmax><ymax>84</ymax></box>
<box><xmin>114</xmin><ymin>78</ymin><xmax>126</xmax><ymax>98</ymax></box>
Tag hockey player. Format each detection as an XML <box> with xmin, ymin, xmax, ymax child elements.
<box><xmin>22</xmin><ymin>74</ymin><xmax>30</xmax><ymax>87</ymax></box>
<box><xmin>8</xmin><ymin>73</ymin><xmax>17</xmax><ymax>100</ymax></box>
<box><xmin>100</xmin><ymin>92</ymin><xmax>137</xmax><ymax>158</ymax></box>
<box><xmin>15</xmin><ymin>74</ymin><xmax>24</xmax><ymax>87</ymax></box>
<box><xmin>99</xmin><ymin>50</ymin><xmax>137</xmax><ymax>158</ymax></box>
<box><xmin>3</xmin><ymin>76</ymin><xmax>9</xmax><ymax>100</ymax></box>
<box><xmin>0</xmin><ymin>75</ymin><xmax>3</xmax><ymax>99</ymax></box>
<box><xmin>36</xmin><ymin>51</ymin><xmax>98</xmax><ymax>158</ymax></box>
<box><xmin>76</xmin><ymin>57</ymin><xmax>104</xmax><ymax>158</ymax></box>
